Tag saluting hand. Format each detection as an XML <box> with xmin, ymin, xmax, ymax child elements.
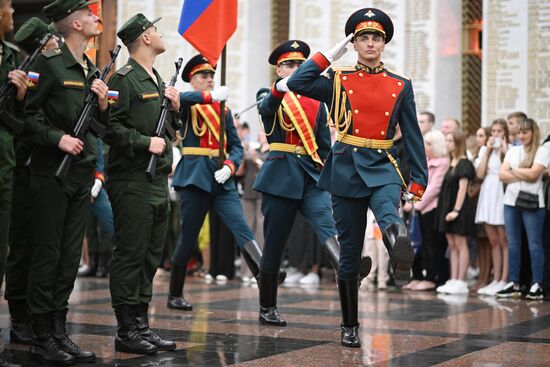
<box><xmin>91</xmin><ymin>79</ymin><xmax>109</xmax><ymax>112</ymax></box>
<box><xmin>164</xmin><ymin>86</ymin><xmax>180</xmax><ymax>111</ymax></box>
<box><xmin>58</xmin><ymin>134</ymin><xmax>84</xmax><ymax>155</ymax></box>
<box><xmin>149</xmin><ymin>136</ymin><xmax>166</xmax><ymax>156</ymax></box>
<box><xmin>322</xmin><ymin>34</ymin><xmax>353</xmax><ymax>63</ymax></box>
<box><xmin>8</xmin><ymin>70</ymin><xmax>28</xmax><ymax>101</ymax></box>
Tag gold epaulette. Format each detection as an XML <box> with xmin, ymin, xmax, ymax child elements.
<box><xmin>387</xmin><ymin>69</ymin><xmax>410</xmax><ymax>80</ymax></box>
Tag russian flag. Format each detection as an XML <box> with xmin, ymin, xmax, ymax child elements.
<box><xmin>178</xmin><ymin>0</ymin><xmax>238</xmax><ymax>66</ymax></box>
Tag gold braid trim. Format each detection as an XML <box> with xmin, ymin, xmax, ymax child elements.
<box><xmin>277</xmin><ymin>105</ymin><xmax>296</xmax><ymax>132</ymax></box>
<box><xmin>190</xmin><ymin>105</ymin><xmax>207</xmax><ymax>137</ymax></box>
<box><xmin>328</xmin><ymin>68</ymin><xmax>351</xmax><ymax>135</ymax></box>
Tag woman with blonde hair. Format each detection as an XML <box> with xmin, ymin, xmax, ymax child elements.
<box><xmin>475</xmin><ymin>119</ymin><xmax>510</xmax><ymax>296</ymax></box>
<box><xmin>403</xmin><ymin>130</ymin><xmax>449</xmax><ymax>291</ymax></box>
<box><xmin>435</xmin><ymin>130</ymin><xmax>476</xmax><ymax>294</ymax></box>
<box><xmin>498</xmin><ymin>118</ymin><xmax>549</xmax><ymax>300</ymax></box>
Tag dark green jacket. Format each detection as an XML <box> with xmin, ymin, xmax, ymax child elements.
<box><xmin>104</xmin><ymin>58</ymin><xmax>177</xmax><ymax>182</ymax></box>
<box><xmin>25</xmin><ymin>43</ymin><xmax>107</xmax><ymax>175</ymax></box>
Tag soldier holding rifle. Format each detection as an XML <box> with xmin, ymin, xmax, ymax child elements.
<box><xmin>104</xmin><ymin>13</ymin><xmax>180</xmax><ymax>355</ymax></box>
<box><xmin>24</xmin><ymin>0</ymin><xmax>109</xmax><ymax>364</ymax></box>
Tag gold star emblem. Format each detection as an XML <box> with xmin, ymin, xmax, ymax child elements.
<box><xmin>365</xmin><ymin>10</ymin><xmax>375</xmax><ymax>18</ymax></box>
<box><xmin>290</xmin><ymin>41</ymin><xmax>300</xmax><ymax>49</ymax></box>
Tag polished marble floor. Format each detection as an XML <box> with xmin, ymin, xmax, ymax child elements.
<box><xmin>1</xmin><ymin>272</ymin><xmax>550</xmax><ymax>366</ymax></box>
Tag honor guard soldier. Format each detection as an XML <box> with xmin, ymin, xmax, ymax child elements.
<box><xmin>168</xmin><ymin>55</ymin><xmax>284</xmax><ymax>311</ymax></box>
<box><xmin>104</xmin><ymin>14</ymin><xmax>180</xmax><ymax>355</ymax></box>
<box><xmin>254</xmin><ymin>40</ymin><xmax>371</xmax><ymax>327</ymax></box>
<box><xmin>5</xmin><ymin>17</ymin><xmax>59</xmax><ymax>347</ymax></box>
<box><xmin>0</xmin><ymin>0</ymin><xmax>28</xmax><ymax>295</ymax></box>
<box><xmin>24</xmin><ymin>0</ymin><xmax>109</xmax><ymax>364</ymax></box>
<box><xmin>284</xmin><ymin>8</ymin><xmax>428</xmax><ymax>347</ymax></box>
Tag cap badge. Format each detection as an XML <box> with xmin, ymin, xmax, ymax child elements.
<box><xmin>365</xmin><ymin>10</ymin><xmax>375</xmax><ymax>18</ymax></box>
<box><xmin>290</xmin><ymin>41</ymin><xmax>300</xmax><ymax>49</ymax></box>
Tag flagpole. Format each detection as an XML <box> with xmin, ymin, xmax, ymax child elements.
<box><xmin>218</xmin><ymin>46</ymin><xmax>227</xmax><ymax>169</ymax></box>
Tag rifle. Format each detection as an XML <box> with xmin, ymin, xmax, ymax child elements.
<box><xmin>54</xmin><ymin>45</ymin><xmax>121</xmax><ymax>181</ymax></box>
<box><xmin>0</xmin><ymin>33</ymin><xmax>54</xmax><ymax>133</ymax></box>
<box><xmin>145</xmin><ymin>57</ymin><xmax>183</xmax><ymax>181</ymax></box>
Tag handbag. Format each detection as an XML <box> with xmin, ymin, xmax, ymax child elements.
<box><xmin>515</xmin><ymin>190</ymin><xmax>539</xmax><ymax>210</ymax></box>
<box><xmin>407</xmin><ymin>209</ymin><xmax>422</xmax><ymax>255</ymax></box>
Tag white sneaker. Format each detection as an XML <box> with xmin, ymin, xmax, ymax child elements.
<box><xmin>436</xmin><ymin>280</ymin><xmax>455</xmax><ymax>293</ymax></box>
<box><xmin>467</xmin><ymin>266</ymin><xmax>479</xmax><ymax>280</ymax></box>
<box><xmin>298</xmin><ymin>272</ymin><xmax>320</xmax><ymax>285</ymax></box>
<box><xmin>250</xmin><ymin>277</ymin><xmax>257</xmax><ymax>284</ymax></box>
<box><xmin>216</xmin><ymin>274</ymin><xmax>228</xmax><ymax>283</ymax></box>
<box><xmin>477</xmin><ymin>280</ymin><xmax>498</xmax><ymax>295</ymax></box>
<box><xmin>241</xmin><ymin>276</ymin><xmax>251</xmax><ymax>283</ymax></box>
<box><xmin>284</xmin><ymin>272</ymin><xmax>305</xmax><ymax>285</ymax></box>
<box><xmin>447</xmin><ymin>279</ymin><xmax>469</xmax><ymax>294</ymax></box>
<box><xmin>204</xmin><ymin>273</ymin><xmax>214</xmax><ymax>283</ymax></box>
<box><xmin>485</xmin><ymin>280</ymin><xmax>507</xmax><ymax>296</ymax></box>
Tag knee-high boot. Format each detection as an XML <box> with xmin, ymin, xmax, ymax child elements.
<box><xmin>382</xmin><ymin>222</ymin><xmax>414</xmax><ymax>283</ymax></box>
<box><xmin>338</xmin><ymin>278</ymin><xmax>360</xmax><ymax>347</ymax></box>
<box><xmin>167</xmin><ymin>263</ymin><xmax>193</xmax><ymax>310</ymax></box>
<box><xmin>258</xmin><ymin>269</ymin><xmax>286</xmax><ymax>326</ymax></box>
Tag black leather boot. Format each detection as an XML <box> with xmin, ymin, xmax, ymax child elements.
<box><xmin>96</xmin><ymin>252</ymin><xmax>111</xmax><ymax>278</ymax></box>
<box><xmin>242</xmin><ymin>240</ymin><xmax>286</xmax><ymax>284</ymax></box>
<box><xmin>322</xmin><ymin>236</ymin><xmax>372</xmax><ymax>282</ymax></box>
<box><xmin>259</xmin><ymin>269</ymin><xmax>286</xmax><ymax>326</ymax></box>
<box><xmin>30</xmin><ymin>313</ymin><xmax>75</xmax><ymax>365</ymax></box>
<box><xmin>338</xmin><ymin>278</ymin><xmax>361</xmax><ymax>348</ymax></box>
<box><xmin>52</xmin><ymin>309</ymin><xmax>96</xmax><ymax>363</ymax></box>
<box><xmin>114</xmin><ymin>305</ymin><xmax>158</xmax><ymax>355</ymax></box>
<box><xmin>8</xmin><ymin>299</ymin><xmax>35</xmax><ymax>345</ymax></box>
<box><xmin>382</xmin><ymin>222</ymin><xmax>414</xmax><ymax>283</ymax></box>
<box><xmin>135</xmin><ymin>303</ymin><xmax>176</xmax><ymax>351</ymax></box>
<box><xmin>166</xmin><ymin>263</ymin><xmax>193</xmax><ymax>311</ymax></box>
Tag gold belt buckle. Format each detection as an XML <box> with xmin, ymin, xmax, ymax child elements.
<box><xmin>363</xmin><ymin>139</ymin><xmax>373</xmax><ymax>148</ymax></box>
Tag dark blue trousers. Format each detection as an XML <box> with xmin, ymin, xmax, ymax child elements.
<box><xmin>333</xmin><ymin>184</ymin><xmax>402</xmax><ymax>279</ymax></box>
<box><xmin>260</xmin><ymin>178</ymin><xmax>337</xmax><ymax>273</ymax></box>
<box><xmin>172</xmin><ymin>185</ymin><xmax>254</xmax><ymax>265</ymax></box>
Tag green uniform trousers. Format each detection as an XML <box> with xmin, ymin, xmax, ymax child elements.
<box><xmin>108</xmin><ymin>179</ymin><xmax>169</xmax><ymax>307</ymax></box>
<box><xmin>27</xmin><ymin>170</ymin><xmax>93</xmax><ymax>314</ymax></box>
<box><xmin>0</xmin><ymin>125</ymin><xmax>14</xmax><ymax>290</ymax></box>
<box><xmin>5</xmin><ymin>167</ymin><xmax>33</xmax><ymax>301</ymax></box>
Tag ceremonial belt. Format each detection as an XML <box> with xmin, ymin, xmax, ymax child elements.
<box><xmin>336</xmin><ymin>133</ymin><xmax>393</xmax><ymax>149</ymax></box>
<box><xmin>181</xmin><ymin>147</ymin><xmax>226</xmax><ymax>158</ymax></box>
<box><xmin>269</xmin><ymin>143</ymin><xmax>307</xmax><ymax>155</ymax></box>
<box><xmin>336</xmin><ymin>133</ymin><xmax>407</xmax><ymax>189</ymax></box>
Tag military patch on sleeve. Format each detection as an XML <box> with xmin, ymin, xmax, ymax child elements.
<box><xmin>138</xmin><ymin>91</ymin><xmax>160</xmax><ymax>101</ymax></box>
<box><xmin>27</xmin><ymin>71</ymin><xmax>40</xmax><ymax>89</ymax></box>
<box><xmin>107</xmin><ymin>90</ymin><xmax>119</xmax><ymax>105</ymax></box>
<box><xmin>61</xmin><ymin>80</ymin><xmax>85</xmax><ymax>89</ymax></box>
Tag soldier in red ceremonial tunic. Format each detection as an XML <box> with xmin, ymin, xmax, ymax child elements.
<box><xmin>254</xmin><ymin>40</ymin><xmax>371</xmax><ymax>327</ymax></box>
<box><xmin>284</xmin><ymin>8</ymin><xmax>429</xmax><ymax>347</ymax></box>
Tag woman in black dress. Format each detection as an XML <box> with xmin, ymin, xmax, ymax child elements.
<box><xmin>435</xmin><ymin>130</ymin><xmax>476</xmax><ymax>295</ymax></box>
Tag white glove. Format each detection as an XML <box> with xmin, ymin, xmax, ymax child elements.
<box><xmin>322</xmin><ymin>34</ymin><xmax>353</xmax><ymax>63</ymax></box>
<box><xmin>214</xmin><ymin>165</ymin><xmax>232</xmax><ymax>184</ymax></box>
<box><xmin>91</xmin><ymin>178</ymin><xmax>102</xmax><ymax>199</ymax></box>
<box><xmin>275</xmin><ymin>77</ymin><xmax>290</xmax><ymax>93</ymax></box>
<box><xmin>402</xmin><ymin>191</ymin><xmax>421</xmax><ymax>204</ymax></box>
<box><xmin>211</xmin><ymin>86</ymin><xmax>229</xmax><ymax>102</ymax></box>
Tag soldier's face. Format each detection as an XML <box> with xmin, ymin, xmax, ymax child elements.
<box><xmin>191</xmin><ymin>72</ymin><xmax>215</xmax><ymax>92</ymax></box>
<box><xmin>146</xmin><ymin>26</ymin><xmax>166</xmax><ymax>54</ymax></box>
<box><xmin>276</xmin><ymin>62</ymin><xmax>300</xmax><ymax>78</ymax></box>
<box><xmin>76</xmin><ymin>8</ymin><xmax>101</xmax><ymax>37</ymax></box>
<box><xmin>0</xmin><ymin>0</ymin><xmax>14</xmax><ymax>34</ymax></box>
<box><xmin>353</xmin><ymin>32</ymin><xmax>385</xmax><ymax>64</ymax></box>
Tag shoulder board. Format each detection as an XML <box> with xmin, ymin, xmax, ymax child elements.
<box><xmin>117</xmin><ymin>64</ymin><xmax>134</xmax><ymax>76</ymax></box>
<box><xmin>43</xmin><ymin>48</ymin><xmax>63</xmax><ymax>58</ymax></box>
<box><xmin>3</xmin><ymin>41</ymin><xmax>20</xmax><ymax>53</ymax></box>
<box><xmin>387</xmin><ymin>69</ymin><xmax>410</xmax><ymax>81</ymax></box>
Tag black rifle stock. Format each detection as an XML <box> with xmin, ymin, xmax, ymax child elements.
<box><xmin>54</xmin><ymin>45</ymin><xmax>121</xmax><ymax>181</ymax></box>
<box><xmin>145</xmin><ymin>57</ymin><xmax>183</xmax><ymax>181</ymax></box>
<box><xmin>0</xmin><ymin>33</ymin><xmax>54</xmax><ymax>133</ymax></box>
